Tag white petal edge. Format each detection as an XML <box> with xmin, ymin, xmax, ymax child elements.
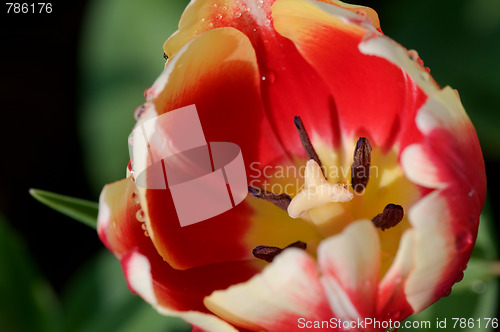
<box><xmin>416</xmin><ymin>86</ymin><xmax>473</xmax><ymax>134</ymax></box>
<box><xmin>125</xmin><ymin>251</ymin><xmax>238</xmax><ymax>332</ymax></box>
<box><xmin>405</xmin><ymin>190</ymin><xmax>454</xmax><ymax>312</ymax></box>
<box><xmin>96</xmin><ymin>191</ymin><xmax>111</xmax><ymax>238</ymax></box>
<box><xmin>318</xmin><ymin>220</ymin><xmax>380</xmax><ymax>318</ymax></box>
<box><xmin>204</xmin><ymin>248</ymin><xmax>330</xmax><ymax>331</ymax></box>
<box><xmin>401</xmin><ymin>144</ymin><xmax>446</xmax><ymax>189</ymax></box>
<box><xmin>358</xmin><ymin>34</ymin><xmax>439</xmax><ymax>96</ymax></box>
<box><xmin>298</xmin><ymin>0</ymin><xmax>380</xmax><ymax>30</ymax></box>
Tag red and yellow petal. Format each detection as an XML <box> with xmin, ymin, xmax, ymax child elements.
<box><xmin>135</xmin><ymin>27</ymin><xmax>321</xmax><ymax>270</ymax></box>
<box><xmin>318</xmin><ymin>220</ymin><xmax>380</xmax><ymax>320</ymax></box>
<box><xmin>272</xmin><ymin>0</ymin><xmax>428</xmax><ymax>152</ymax></box>
<box><xmin>205</xmin><ymin>248</ymin><xmax>333</xmax><ymax>331</ymax></box>
<box><xmin>98</xmin><ymin>178</ymin><xmax>265</xmax><ymax>315</ymax></box>
<box><xmin>123</xmin><ymin>251</ymin><xmax>241</xmax><ymax>332</ymax></box>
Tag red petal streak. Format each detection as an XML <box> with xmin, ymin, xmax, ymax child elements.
<box><xmin>99</xmin><ymin>179</ymin><xmax>262</xmax><ymax>312</ymax></box>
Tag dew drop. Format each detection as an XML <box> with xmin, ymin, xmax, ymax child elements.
<box><xmin>141</xmin><ymin>223</ymin><xmax>147</xmax><ymax>230</ymax></box>
<box><xmin>136</xmin><ymin>209</ymin><xmax>146</xmax><ymax>222</ymax></box>
<box><xmin>468</xmin><ymin>189</ymin><xmax>475</xmax><ymax>198</ymax></box>
<box><xmin>387</xmin><ymin>311</ymin><xmax>400</xmax><ymax>320</ymax></box>
<box><xmin>134</xmin><ymin>105</ymin><xmax>145</xmax><ymax>120</ymax></box>
<box><xmin>257</xmin><ymin>0</ymin><xmax>264</xmax><ymax>8</ymax></box>
<box><xmin>215</xmin><ymin>13</ymin><xmax>223</xmax><ymax>21</ymax></box>
<box><xmin>144</xmin><ymin>230</ymin><xmax>150</xmax><ymax>237</ymax></box>
<box><xmin>420</xmin><ymin>71</ymin><xmax>430</xmax><ymax>81</ymax></box>
<box><xmin>127</xmin><ymin>135</ymin><xmax>134</xmax><ymax>146</ymax></box>
<box><xmin>222</xmin><ymin>6</ymin><xmax>227</xmax><ymax>10</ymax></box>
<box><xmin>455</xmin><ymin>271</ymin><xmax>464</xmax><ymax>284</ymax></box>
<box><xmin>356</xmin><ymin>9</ymin><xmax>367</xmax><ymax>17</ymax></box>
<box><xmin>263</xmin><ymin>18</ymin><xmax>271</xmax><ymax>26</ymax></box>
<box><xmin>407</xmin><ymin>49</ymin><xmax>419</xmax><ymax>61</ymax></box>
<box><xmin>132</xmin><ymin>192</ymin><xmax>140</xmax><ymax>205</ymax></box>
<box><xmin>244</xmin><ymin>7</ymin><xmax>250</xmax><ymax>13</ymax></box>
<box><xmin>234</xmin><ymin>11</ymin><xmax>242</xmax><ymax>18</ymax></box>
<box><xmin>212</xmin><ymin>3</ymin><xmax>217</xmax><ymax>9</ymax></box>
<box><xmin>208</xmin><ymin>22</ymin><xmax>214</xmax><ymax>28</ymax></box>
<box><xmin>261</xmin><ymin>72</ymin><xmax>276</xmax><ymax>83</ymax></box>
<box><xmin>455</xmin><ymin>229</ymin><xmax>473</xmax><ymax>252</ymax></box>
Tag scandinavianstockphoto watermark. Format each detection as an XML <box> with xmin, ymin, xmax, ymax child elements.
<box><xmin>248</xmin><ymin>162</ymin><xmax>379</xmax><ymax>196</ymax></box>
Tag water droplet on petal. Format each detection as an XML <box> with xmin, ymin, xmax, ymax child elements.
<box><xmin>222</xmin><ymin>6</ymin><xmax>227</xmax><ymax>11</ymax></box>
<box><xmin>261</xmin><ymin>72</ymin><xmax>276</xmax><ymax>83</ymax></box>
<box><xmin>257</xmin><ymin>0</ymin><xmax>264</xmax><ymax>8</ymax></box>
<box><xmin>455</xmin><ymin>229</ymin><xmax>473</xmax><ymax>252</ymax></box>
<box><xmin>455</xmin><ymin>271</ymin><xmax>464</xmax><ymax>283</ymax></box>
<box><xmin>244</xmin><ymin>7</ymin><xmax>250</xmax><ymax>13</ymax></box>
<box><xmin>264</xmin><ymin>19</ymin><xmax>271</xmax><ymax>26</ymax></box>
<box><xmin>468</xmin><ymin>189</ymin><xmax>475</xmax><ymax>198</ymax></box>
<box><xmin>134</xmin><ymin>105</ymin><xmax>145</xmax><ymax>120</ymax></box>
<box><xmin>387</xmin><ymin>311</ymin><xmax>400</xmax><ymax>320</ymax></box>
<box><xmin>420</xmin><ymin>71</ymin><xmax>430</xmax><ymax>81</ymax></box>
<box><xmin>208</xmin><ymin>22</ymin><xmax>214</xmax><ymax>28</ymax></box>
<box><xmin>234</xmin><ymin>11</ymin><xmax>242</xmax><ymax>18</ymax></box>
<box><xmin>144</xmin><ymin>230</ymin><xmax>150</xmax><ymax>237</ymax></box>
<box><xmin>132</xmin><ymin>192</ymin><xmax>140</xmax><ymax>205</ymax></box>
<box><xmin>356</xmin><ymin>9</ymin><xmax>367</xmax><ymax>17</ymax></box>
<box><xmin>136</xmin><ymin>209</ymin><xmax>146</xmax><ymax>222</ymax></box>
<box><xmin>215</xmin><ymin>13</ymin><xmax>223</xmax><ymax>21</ymax></box>
<box><xmin>141</xmin><ymin>223</ymin><xmax>147</xmax><ymax>230</ymax></box>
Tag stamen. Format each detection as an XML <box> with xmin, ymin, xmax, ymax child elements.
<box><xmin>248</xmin><ymin>185</ymin><xmax>291</xmax><ymax>211</ymax></box>
<box><xmin>372</xmin><ymin>204</ymin><xmax>404</xmax><ymax>230</ymax></box>
<box><xmin>351</xmin><ymin>137</ymin><xmax>372</xmax><ymax>193</ymax></box>
<box><xmin>294</xmin><ymin>116</ymin><xmax>324</xmax><ymax>177</ymax></box>
<box><xmin>253</xmin><ymin>241</ymin><xmax>307</xmax><ymax>263</ymax></box>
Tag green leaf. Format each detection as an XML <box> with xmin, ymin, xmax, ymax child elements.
<box><xmin>29</xmin><ymin>189</ymin><xmax>98</xmax><ymax>229</ymax></box>
<box><xmin>0</xmin><ymin>214</ymin><xmax>62</xmax><ymax>332</ymax></box>
<box><xmin>62</xmin><ymin>250</ymin><xmax>190</xmax><ymax>332</ymax></box>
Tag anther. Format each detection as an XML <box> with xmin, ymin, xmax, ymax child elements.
<box><xmin>248</xmin><ymin>185</ymin><xmax>291</xmax><ymax>211</ymax></box>
<box><xmin>253</xmin><ymin>241</ymin><xmax>307</xmax><ymax>262</ymax></box>
<box><xmin>372</xmin><ymin>204</ymin><xmax>404</xmax><ymax>230</ymax></box>
<box><xmin>351</xmin><ymin>137</ymin><xmax>372</xmax><ymax>193</ymax></box>
<box><xmin>294</xmin><ymin>116</ymin><xmax>324</xmax><ymax>177</ymax></box>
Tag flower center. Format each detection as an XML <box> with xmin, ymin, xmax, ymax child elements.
<box><xmin>250</xmin><ymin>116</ymin><xmax>419</xmax><ymax>276</ymax></box>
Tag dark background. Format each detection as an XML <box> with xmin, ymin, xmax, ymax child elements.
<box><xmin>0</xmin><ymin>0</ymin><xmax>499</xmax><ymax>323</ymax></box>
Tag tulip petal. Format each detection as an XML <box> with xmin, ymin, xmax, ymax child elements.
<box><xmin>123</xmin><ymin>251</ymin><xmax>240</xmax><ymax>332</ymax></box>
<box><xmin>401</xmin><ymin>144</ymin><xmax>446</xmax><ymax>189</ymax></box>
<box><xmin>318</xmin><ymin>220</ymin><xmax>380</xmax><ymax>319</ymax></box>
<box><xmin>205</xmin><ymin>248</ymin><xmax>332</xmax><ymax>331</ymax></box>
<box><xmin>138</xmin><ymin>27</ymin><xmax>324</xmax><ymax>270</ymax></box>
<box><xmin>98</xmin><ymin>178</ymin><xmax>264</xmax><ymax>315</ymax></box>
<box><xmin>405</xmin><ymin>190</ymin><xmax>454</xmax><ymax>312</ymax></box>
<box><xmin>376</xmin><ymin>229</ymin><xmax>415</xmax><ymax>321</ymax></box>
<box><xmin>272</xmin><ymin>0</ymin><xmax>427</xmax><ymax>150</ymax></box>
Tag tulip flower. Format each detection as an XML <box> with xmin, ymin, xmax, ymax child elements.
<box><xmin>97</xmin><ymin>0</ymin><xmax>486</xmax><ymax>331</ymax></box>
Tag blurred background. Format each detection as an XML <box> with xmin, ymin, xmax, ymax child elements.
<box><xmin>0</xmin><ymin>0</ymin><xmax>499</xmax><ymax>331</ymax></box>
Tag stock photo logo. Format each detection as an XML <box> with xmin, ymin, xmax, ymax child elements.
<box><xmin>128</xmin><ymin>104</ymin><xmax>248</xmax><ymax>227</ymax></box>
